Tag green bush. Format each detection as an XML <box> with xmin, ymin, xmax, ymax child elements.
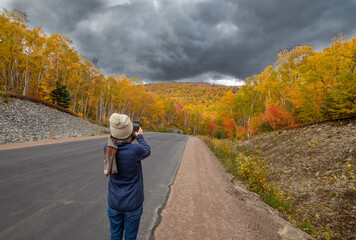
<box><xmin>214</xmin><ymin>127</ymin><xmax>227</xmax><ymax>139</ymax></box>
<box><xmin>258</xmin><ymin>121</ymin><xmax>274</xmax><ymax>133</ymax></box>
<box><xmin>157</xmin><ymin>127</ymin><xmax>173</xmax><ymax>133</ymax></box>
<box><xmin>3</xmin><ymin>94</ymin><xmax>9</xmax><ymax>103</ymax></box>
<box><xmin>298</xmin><ymin>221</ymin><xmax>315</xmax><ymax>235</ymax></box>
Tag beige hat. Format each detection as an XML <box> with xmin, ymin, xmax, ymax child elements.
<box><xmin>109</xmin><ymin>113</ymin><xmax>133</xmax><ymax>139</ymax></box>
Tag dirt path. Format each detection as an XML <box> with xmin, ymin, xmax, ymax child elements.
<box><xmin>154</xmin><ymin>136</ymin><xmax>313</xmax><ymax>240</ymax></box>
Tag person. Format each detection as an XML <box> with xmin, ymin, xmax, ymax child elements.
<box><xmin>105</xmin><ymin>113</ymin><xmax>150</xmax><ymax>240</ymax></box>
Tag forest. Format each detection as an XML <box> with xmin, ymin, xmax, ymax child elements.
<box><xmin>1</xmin><ymin>9</ymin><xmax>355</xmax><ymax>139</ymax></box>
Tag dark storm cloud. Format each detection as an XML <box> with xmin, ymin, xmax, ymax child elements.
<box><xmin>2</xmin><ymin>0</ymin><xmax>356</xmax><ymax>84</ymax></box>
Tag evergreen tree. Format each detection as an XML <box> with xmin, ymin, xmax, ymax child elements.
<box><xmin>50</xmin><ymin>81</ymin><xmax>71</xmax><ymax>108</ymax></box>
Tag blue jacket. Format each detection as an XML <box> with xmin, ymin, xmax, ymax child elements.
<box><xmin>105</xmin><ymin>134</ymin><xmax>151</xmax><ymax>211</ymax></box>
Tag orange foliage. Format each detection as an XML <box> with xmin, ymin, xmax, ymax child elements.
<box><xmin>222</xmin><ymin>117</ymin><xmax>235</xmax><ymax>139</ymax></box>
<box><xmin>263</xmin><ymin>104</ymin><xmax>298</xmax><ymax>130</ymax></box>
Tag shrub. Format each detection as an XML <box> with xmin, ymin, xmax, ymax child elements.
<box><xmin>249</xmin><ymin>116</ymin><xmax>262</xmax><ymax>135</ymax></box>
<box><xmin>157</xmin><ymin>127</ymin><xmax>173</xmax><ymax>133</ymax></box>
<box><xmin>213</xmin><ymin>127</ymin><xmax>227</xmax><ymax>139</ymax></box>
<box><xmin>263</xmin><ymin>104</ymin><xmax>298</xmax><ymax>130</ymax></box>
<box><xmin>255</xmin><ymin>104</ymin><xmax>299</xmax><ymax>133</ymax></box>
<box><xmin>298</xmin><ymin>221</ymin><xmax>315</xmax><ymax>235</ymax></box>
<box><xmin>2</xmin><ymin>94</ymin><xmax>9</xmax><ymax>103</ymax></box>
<box><xmin>236</xmin><ymin>126</ymin><xmax>248</xmax><ymax>139</ymax></box>
<box><xmin>222</xmin><ymin>117</ymin><xmax>236</xmax><ymax>139</ymax></box>
<box><xmin>258</xmin><ymin>121</ymin><xmax>273</xmax><ymax>133</ymax></box>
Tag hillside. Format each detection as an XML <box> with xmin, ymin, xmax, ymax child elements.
<box><xmin>145</xmin><ymin>82</ymin><xmax>238</xmax><ymax>112</ymax></box>
<box><xmin>231</xmin><ymin>119</ymin><xmax>355</xmax><ymax>239</ymax></box>
<box><xmin>0</xmin><ymin>95</ymin><xmax>108</xmax><ymax>144</ymax></box>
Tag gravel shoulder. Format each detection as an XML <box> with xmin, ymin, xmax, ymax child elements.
<box><xmin>0</xmin><ymin>134</ymin><xmax>108</xmax><ymax>151</ymax></box>
<box><xmin>154</xmin><ymin>136</ymin><xmax>313</xmax><ymax>240</ymax></box>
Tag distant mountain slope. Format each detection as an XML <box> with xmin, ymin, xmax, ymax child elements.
<box><xmin>145</xmin><ymin>82</ymin><xmax>238</xmax><ymax>111</ymax></box>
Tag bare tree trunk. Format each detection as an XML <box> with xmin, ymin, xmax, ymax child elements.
<box><xmin>230</xmin><ymin>108</ymin><xmax>239</xmax><ymax>134</ymax></box>
<box><xmin>10</xmin><ymin>67</ymin><xmax>14</xmax><ymax>92</ymax></box>
<box><xmin>109</xmin><ymin>102</ymin><xmax>114</xmax><ymax>117</ymax></box>
<box><xmin>83</xmin><ymin>94</ymin><xmax>89</xmax><ymax>118</ymax></box>
<box><xmin>2</xmin><ymin>63</ymin><xmax>7</xmax><ymax>92</ymax></box>
<box><xmin>99</xmin><ymin>94</ymin><xmax>103</xmax><ymax>122</ymax></box>
<box><xmin>84</xmin><ymin>89</ymin><xmax>90</xmax><ymax>118</ymax></box>
<box><xmin>36</xmin><ymin>70</ymin><xmax>42</xmax><ymax>95</ymax></box>
<box><xmin>79</xmin><ymin>90</ymin><xmax>84</xmax><ymax>114</ymax></box>
<box><xmin>72</xmin><ymin>81</ymin><xmax>81</xmax><ymax>113</ymax></box>
<box><xmin>22</xmin><ymin>62</ymin><xmax>29</xmax><ymax>95</ymax></box>
<box><xmin>15</xmin><ymin>57</ymin><xmax>21</xmax><ymax>94</ymax></box>
<box><xmin>96</xmin><ymin>98</ymin><xmax>100</xmax><ymax>122</ymax></box>
<box><xmin>102</xmin><ymin>95</ymin><xmax>109</xmax><ymax>122</ymax></box>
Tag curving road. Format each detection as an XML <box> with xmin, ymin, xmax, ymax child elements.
<box><xmin>0</xmin><ymin>132</ymin><xmax>189</xmax><ymax>240</ymax></box>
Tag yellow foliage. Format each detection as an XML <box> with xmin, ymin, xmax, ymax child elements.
<box><xmin>1</xmin><ymin>6</ymin><xmax>355</xmax><ymax>133</ymax></box>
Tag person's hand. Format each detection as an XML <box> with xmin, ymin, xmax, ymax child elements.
<box><xmin>135</xmin><ymin>127</ymin><xmax>143</xmax><ymax>136</ymax></box>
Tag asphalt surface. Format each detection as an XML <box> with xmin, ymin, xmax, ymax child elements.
<box><xmin>0</xmin><ymin>132</ymin><xmax>189</xmax><ymax>240</ymax></box>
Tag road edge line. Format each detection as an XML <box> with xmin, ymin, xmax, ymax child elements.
<box><xmin>148</xmin><ymin>136</ymin><xmax>191</xmax><ymax>240</ymax></box>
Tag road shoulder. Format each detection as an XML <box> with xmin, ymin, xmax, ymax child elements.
<box><xmin>0</xmin><ymin>134</ymin><xmax>108</xmax><ymax>151</ymax></box>
<box><xmin>154</xmin><ymin>136</ymin><xmax>313</xmax><ymax>240</ymax></box>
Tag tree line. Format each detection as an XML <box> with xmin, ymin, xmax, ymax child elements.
<box><xmin>0</xmin><ymin>9</ymin><xmax>169</xmax><ymax>128</ymax></box>
<box><xmin>1</xmin><ymin>9</ymin><xmax>355</xmax><ymax>137</ymax></box>
<box><xmin>146</xmin><ymin>33</ymin><xmax>356</xmax><ymax>138</ymax></box>
<box><xmin>215</xmin><ymin>32</ymin><xmax>356</xmax><ymax>139</ymax></box>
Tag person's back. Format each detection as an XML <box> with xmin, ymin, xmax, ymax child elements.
<box><xmin>108</xmin><ymin>135</ymin><xmax>150</xmax><ymax>212</ymax></box>
<box><xmin>105</xmin><ymin>113</ymin><xmax>150</xmax><ymax>240</ymax></box>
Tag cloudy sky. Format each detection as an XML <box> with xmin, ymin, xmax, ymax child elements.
<box><xmin>1</xmin><ymin>0</ymin><xmax>355</xmax><ymax>85</ymax></box>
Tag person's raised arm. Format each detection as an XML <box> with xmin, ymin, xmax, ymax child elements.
<box><xmin>135</xmin><ymin>128</ymin><xmax>150</xmax><ymax>158</ymax></box>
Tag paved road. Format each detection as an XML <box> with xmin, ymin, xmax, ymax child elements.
<box><xmin>0</xmin><ymin>132</ymin><xmax>189</xmax><ymax>240</ymax></box>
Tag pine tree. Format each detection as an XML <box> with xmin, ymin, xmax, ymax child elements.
<box><xmin>50</xmin><ymin>81</ymin><xmax>71</xmax><ymax>108</ymax></box>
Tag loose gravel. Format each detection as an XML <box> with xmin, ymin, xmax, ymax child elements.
<box><xmin>0</xmin><ymin>96</ymin><xmax>109</xmax><ymax>145</ymax></box>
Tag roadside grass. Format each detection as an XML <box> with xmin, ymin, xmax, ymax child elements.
<box><xmin>200</xmin><ymin>136</ymin><xmax>290</xmax><ymax>213</ymax></box>
<box><xmin>200</xmin><ymin>133</ymin><xmax>356</xmax><ymax>240</ymax></box>
<box><xmin>196</xmin><ymin>136</ymin><xmax>326</xmax><ymax>238</ymax></box>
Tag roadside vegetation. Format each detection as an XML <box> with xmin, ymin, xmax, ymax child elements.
<box><xmin>201</xmin><ymin>118</ymin><xmax>355</xmax><ymax>240</ymax></box>
<box><xmin>201</xmin><ymin>136</ymin><xmax>289</xmax><ymax>211</ymax></box>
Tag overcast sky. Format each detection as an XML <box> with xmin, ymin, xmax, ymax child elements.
<box><xmin>1</xmin><ymin>0</ymin><xmax>355</xmax><ymax>85</ymax></box>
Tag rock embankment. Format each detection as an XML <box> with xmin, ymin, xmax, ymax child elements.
<box><xmin>0</xmin><ymin>96</ymin><xmax>109</xmax><ymax>144</ymax></box>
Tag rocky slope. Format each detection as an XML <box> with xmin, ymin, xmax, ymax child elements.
<box><xmin>0</xmin><ymin>96</ymin><xmax>109</xmax><ymax>144</ymax></box>
<box><xmin>232</xmin><ymin>119</ymin><xmax>355</xmax><ymax>239</ymax></box>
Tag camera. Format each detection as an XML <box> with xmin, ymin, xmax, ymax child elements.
<box><xmin>133</xmin><ymin>121</ymin><xmax>140</xmax><ymax>132</ymax></box>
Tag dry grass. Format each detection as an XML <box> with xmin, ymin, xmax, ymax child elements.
<box><xmin>232</xmin><ymin>119</ymin><xmax>355</xmax><ymax>239</ymax></box>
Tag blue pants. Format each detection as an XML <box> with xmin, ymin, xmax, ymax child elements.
<box><xmin>107</xmin><ymin>205</ymin><xmax>143</xmax><ymax>240</ymax></box>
